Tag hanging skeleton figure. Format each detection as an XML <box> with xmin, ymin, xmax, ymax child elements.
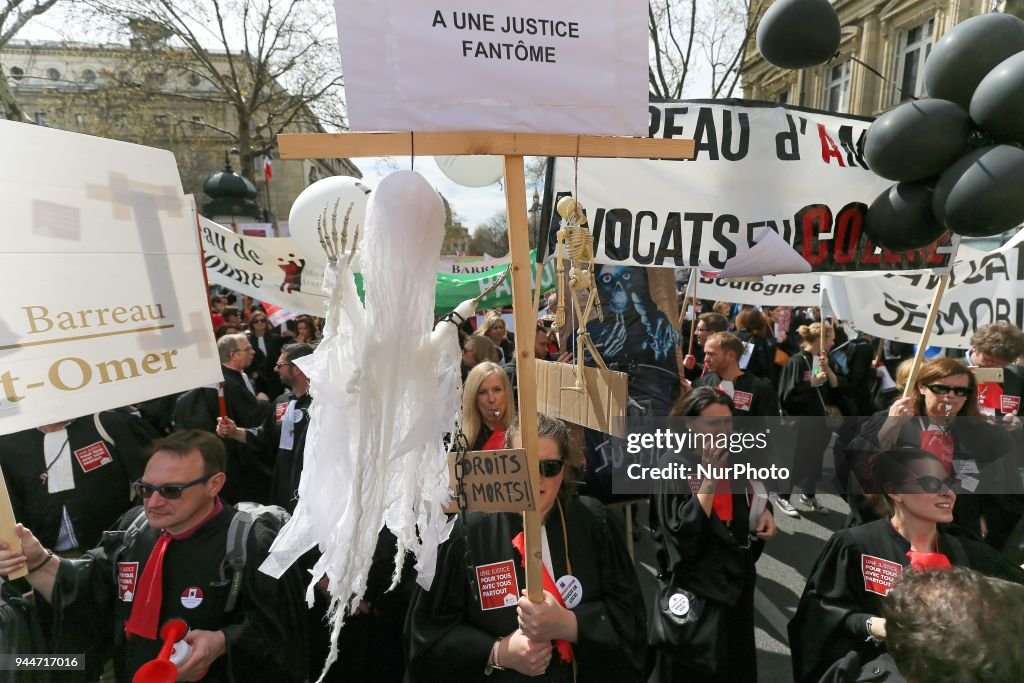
<box><xmin>259</xmin><ymin>171</ymin><xmax>498</xmax><ymax>682</ymax></box>
<box><xmin>552</xmin><ymin>195</ymin><xmax>608</xmax><ymax>392</ymax></box>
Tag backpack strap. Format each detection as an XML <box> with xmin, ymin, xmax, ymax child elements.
<box><xmin>122</xmin><ymin>510</ymin><xmax>149</xmax><ymax>552</ymax></box>
<box><xmin>93</xmin><ymin>412</ymin><xmax>116</xmax><ymax>447</ymax></box>
<box><xmin>223</xmin><ymin>510</ymin><xmax>256</xmax><ymax>612</ymax></box>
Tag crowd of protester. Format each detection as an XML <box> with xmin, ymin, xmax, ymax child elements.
<box><xmin>2</xmin><ymin>286</ymin><xmax>1024</xmax><ymax>682</ymax></box>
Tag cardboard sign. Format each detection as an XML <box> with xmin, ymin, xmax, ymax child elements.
<box><xmin>0</xmin><ymin>467</ymin><xmax>27</xmax><ymax>579</ymax></box>
<box><xmin>475</xmin><ymin>559</ymin><xmax>520</xmax><ymax>611</ymax></box>
<box><xmin>335</xmin><ymin>0</ymin><xmax>648</xmax><ymax>135</ymax></box>
<box><xmin>861</xmin><ymin>554</ymin><xmax>902</xmax><ymax>596</ymax></box>
<box><xmin>535</xmin><ymin>360</ymin><xmax>628</xmax><ymax>437</ymax></box>
<box><xmin>445</xmin><ymin>448</ymin><xmax>535</xmax><ymax>513</ymax></box>
<box><xmin>73</xmin><ymin>441</ymin><xmax>113</xmax><ymax>473</ymax></box>
<box><xmin>118</xmin><ymin>561</ymin><xmax>139</xmax><ymax>602</ymax></box>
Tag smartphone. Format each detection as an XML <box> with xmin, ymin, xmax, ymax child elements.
<box><xmin>972</xmin><ymin>367</ymin><xmax>1004</xmax><ymax>383</ymax></box>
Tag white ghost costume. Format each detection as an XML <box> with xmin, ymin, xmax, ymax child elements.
<box><xmin>260</xmin><ymin>171</ymin><xmax>475</xmax><ymax>680</ymax></box>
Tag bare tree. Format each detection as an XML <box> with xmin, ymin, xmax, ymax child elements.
<box><xmin>469</xmin><ymin>212</ymin><xmax>510</xmax><ymax>257</ymax></box>
<box><xmin>90</xmin><ymin>0</ymin><xmax>344</xmax><ymax>181</ymax></box>
<box><xmin>0</xmin><ymin>0</ymin><xmax>61</xmax><ymax>121</ymax></box>
<box><xmin>648</xmin><ymin>0</ymin><xmax>766</xmax><ymax>100</ymax></box>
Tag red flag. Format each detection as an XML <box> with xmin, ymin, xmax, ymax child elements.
<box><xmin>263</xmin><ymin>154</ymin><xmax>273</xmax><ymax>182</ymax></box>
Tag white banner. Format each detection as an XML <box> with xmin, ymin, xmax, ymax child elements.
<box><xmin>823</xmin><ymin>231</ymin><xmax>1024</xmax><ymax>349</ymax></box>
<box><xmin>335</xmin><ymin>0</ymin><xmax>648</xmax><ymax>135</ymax></box>
<box><xmin>200</xmin><ymin>217</ymin><xmax>327</xmax><ymax>317</ymax></box>
<box><xmin>694</xmin><ymin>273</ymin><xmax>822</xmax><ymax>307</ymax></box>
<box><xmin>553</xmin><ymin>100</ymin><xmax>960</xmax><ymax>273</ymax></box>
<box><xmin>0</xmin><ymin>123</ymin><xmax>221</xmax><ymax>435</ymax></box>
<box><xmin>439</xmin><ymin>254</ymin><xmax>510</xmax><ymax>275</ymax></box>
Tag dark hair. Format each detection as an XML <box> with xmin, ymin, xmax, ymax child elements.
<box><xmin>885</xmin><ymin>567</ymin><xmax>1024</xmax><ymax>683</ymax></box>
<box><xmin>858</xmin><ymin>447</ymin><xmax>943</xmax><ymax>513</ymax></box>
<box><xmin>697</xmin><ymin>312</ymin><xmax>728</xmax><ymax>333</ymax></box>
<box><xmin>670</xmin><ymin>386</ymin><xmax>734</xmax><ymax>417</ymax></box>
<box><xmin>282</xmin><ymin>342</ymin><xmax>314</xmax><ymax>363</ymax></box>
<box><xmin>971</xmin><ymin>322</ymin><xmax>1024</xmax><ymax>363</ymax></box>
<box><xmin>151</xmin><ymin>429</ymin><xmax>226</xmax><ymax>475</ymax></box>
<box><xmin>708</xmin><ymin>331</ymin><xmax>744</xmax><ymax>359</ymax></box>
<box><xmin>222</xmin><ymin>306</ymin><xmax>240</xmax><ymax>320</ymax></box>
<box><xmin>505</xmin><ymin>413</ymin><xmax>585</xmax><ymax>495</ymax></box>
<box><xmin>735</xmin><ymin>308</ymin><xmax>769</xmax><ymax>337</ymax></box>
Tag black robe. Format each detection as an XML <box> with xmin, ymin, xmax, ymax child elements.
<box><xmin>789</xmin><ymin>519</ymin><xmax>1024</xmax><ymax>683</ymax></box>
<box><xmin>47</xmin><ymin>503</ymin><xmax>309</xmax><ymax>683</ymax></box>
<box><xmin>0</xmin><ymin>412</ymin><xmax>156</xmax><ymax>550</ymax></box>
<box><xmin>845</xmin><ymin>413</ymin><xmax>1024</xmax><ymax>543</ymax></box>
<box><xmin>244</xmin><ymin>392</ymin><xmax>312</xmax><ymax>513</ymax></box>
<box><xmin>405</xmin><ymin>496</ymin><xmax>647</xmax><ymax>682</ymax></box>
<box><xmin>651</xmin><ymin>453</ymin><xmax>760</xmax><ymax>682</ymax></box>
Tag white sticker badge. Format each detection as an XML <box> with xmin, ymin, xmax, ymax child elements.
<box><xmin>668</xmin><ymin>592</ymin><xmax>690</xmax><ymax>617</ymax></box>
<box><xmin>556</xmin><ymin>575</ymin><xmax>583</xmax><ymax>609</ymax></box>
<box><xmin>180</xmin><ymin>586</ymin><xmax>204</xmax><ymax>609</ymax></box>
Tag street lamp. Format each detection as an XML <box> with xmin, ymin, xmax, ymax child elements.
<box><xmin>528</xmin><ymin>188</ymin><xmax>542</xmax><ymax>249</ymax></box>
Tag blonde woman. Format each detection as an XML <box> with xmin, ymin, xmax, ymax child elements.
<box><xmin>475</xmin><ymin>312</ymin><xmax>515</xmax><ymax>363</ymax></box>
<box><xmin>462</xmin><ymin>362</ymin><xmax>516</xmax><ymax>451</ymax></box>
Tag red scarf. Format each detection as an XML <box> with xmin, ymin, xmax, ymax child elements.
<box><xmin>919</xmin><ymin>429</ymin><xmax>955</xmax><ymax>476</ymax></box>
<box><xmin>511</xmin><ymin>532</ymin><xmax>573</xmax><ymax>664</ymax></box>
<box><xmin>481</xmin><ymin>428</ymin><xmax>505</xmax><ymax>451</ymax></box>
<box><xmin>712</xmin><ymin>481</ymin><xmax>733</xmax><ymax>522</ymax></box>
<box><xmin>124</xmin><ymin>499</ymin><xmax>224</xmax><ymax>639</ymax></box>
<box><xmin>906</xmin><ymin>550</ymin><xmax>952</xmax><ymax>571</ymax></box>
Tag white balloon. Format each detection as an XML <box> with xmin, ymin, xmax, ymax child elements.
<box><xmin>433</xmin><ymin>155</ymin><xmax>504</xmax><ymax>187</ymax></box>
<box><xmin>288</xmin><ymin>176</ymin><xmax>372</xmax><ymax>267</ymax></box>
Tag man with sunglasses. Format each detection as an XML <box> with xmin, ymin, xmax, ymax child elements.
<box><xmin>0</xmin><ymin>430</ymin><xmax>308</xmax><ymax>683</ymax></box>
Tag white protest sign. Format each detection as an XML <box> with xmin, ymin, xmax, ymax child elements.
<box><xmin>822</xmin><ymin>230</ymin><xmax>1024</xmax><ymax>349</ymax></box>
<box><xmin>334</xmin><ymin>0</ymin><xmax>648</xmax><ymax>135</ymax></box>
<box><xmin>440</xmin><ymin>254</ymin><xmax>511</xmax><ymax>275</ymax></box>
<box><xmin>200</xmin><ymin>217</ymin><xmax>327</xmax><ymax>317</ymax></box>
<box><xmin>553</xmin><ymin>101</ymin><xmax>960</xmax><ymax>272</ymax></box>
<box><xmin>0</xmin><ymin>122</ymin><xmax>221</xmax><ymax>435</ymax></box>
<box><xmin>696</xmin><ymin>274</ymin><xmax>822</xmax><ymax>307</ymax></box>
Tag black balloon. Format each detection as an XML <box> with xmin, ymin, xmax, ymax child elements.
<box><xmin>756</xmin><ymin>0</ymin><xmax>841</xmax><ymax>69</ymax></box>
<box><xmin>924</xmin><ymin>13</ymin><xmax>1024</xmax><ymax>110</ymax></box>
<box><xmin>865</xmin><ymin>181</ymin><xmax>947</xmax><ymax>252</ymax></box>
<box><xmin>932</xmin><ymin>145</ymin><xmax>1024</xmax><ymax>237</ymax></box>
<box><xmin>863</xmin><ymin>99</ymin><xmax>971</xmax><ymax>181</ymax></box>
<box><xmin>970</xmin><ymin>51</ymin><xmax>1024</xmax><ymax>145</ymax></box>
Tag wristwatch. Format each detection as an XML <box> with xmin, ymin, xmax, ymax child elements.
<box><xmin>484</xmin><ymin>638</ymin><xmax>505</xmax><ymax>675</ymax></box>
<box><xmin>865</xmin><ymin>617</ymin><xmax>883</xmax><ymax>643</ymax></box>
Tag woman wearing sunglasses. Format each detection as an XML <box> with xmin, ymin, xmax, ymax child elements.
<box><xmin>650</xmin><ymin>387</ymin><xmax>776</xmax><ymax>683</ymax></box>
<box><xmin>846</xmin><ymin>357</ymin><xmax>1018</xmax><ymax>538</ymax></box>
<box><xmin>247</xmin><ymin>313</ymin><xmax>284</xmax><ymax>399</ymax></box>
<box><xmin>789</xmin><ymin>447</ymin><xmax>1024</xmax><ymax>683</ymax></box>
<box><xmin>405</xmin><ymin>413</ymin><xmax>648</xmax><ymax>682</ymax></box>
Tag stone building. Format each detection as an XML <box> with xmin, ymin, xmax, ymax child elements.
<box><xmin>0</xmin><ymin>38</ymin><xmax>360</xmax><ymax>228</ymax></box>
<box><xmin>742</xmin><ymin>0</ymin><xmax>1000</xmax><ymax>117</ymax></box>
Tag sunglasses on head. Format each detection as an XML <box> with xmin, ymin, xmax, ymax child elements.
<box><xmin>132</xmin><ymin>474</ymin><xmax>212</xmax><ymax>500</ymax></box>
<box><xmin>906</xmin><ymin>475</ymin><xmax>957</xmax><ymax>494</ymax></box>
<box><xmin>925</xmin><ymin>383</ymin><xmax>970</xmax><ymax>397</ymax></box>
<box><xmin>539</xmin><ymin>459</ymin><xmax>565</xmax><ymax>478</ymax></box>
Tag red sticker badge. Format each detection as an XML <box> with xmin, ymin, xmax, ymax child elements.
<box><xmin>861</xmin><ymin>554</ymin><xmax>902</xmax><ymax>596</ymax></box>
<box><xmin>117</xmin><ymin>562</ymin><xmax>139</xmax><ymax>602</ymax></box>
<box><xmin>802</xmin><ymin>371</ymin><xmax>813</xmax><ymax>383</ymax></box>
<box><xmin>181</xmin><ymin>586</ymin><xmax>204</xmax><ymax>609</ymax></box>
<box><xmin>74</xmin><ymin>442</ymin><xmax>113</xmax><ymax>473</ymax></box>
<box><xmin>1001</xmin><ymin>395</ymin><xmax>1021</xmax><ymax>415</ymax></box>
<box><xmin>732</xmin><ymin>390</ymin><xmax>753</xmax><ymax>412</ymax></box>
<box><xmin>275</xmin><ymin>402</ymin><xmax>288</xmax><ymax>421</ymax></box>
<box><xmin>476</xmin><ymin>560</ymin><xmax>520</xmax><ymax>611</ymax></box>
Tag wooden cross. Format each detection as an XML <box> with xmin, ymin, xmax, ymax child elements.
<box><xmin>278</xmin><ymin>130</ymin><xmax>694</xmax><ymax>601</ymax></box>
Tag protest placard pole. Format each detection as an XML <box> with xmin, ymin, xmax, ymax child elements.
<box><xmin>685</xmin><ymin>268</ymin><xmax>698</xmax><ymax>357</ymax></box>
<box><xmin>901</xmin><ymin>274</ymin><xmax>951</xmax><ymax>398</ymax></box>
<box><xmin>504</xmin><ymin>154</ymin><xmax>545</xmax><ymax>600</ymax></box>
<box><xmin>278</xmin><ymin>130</ymin><xmax>694</xmax><ymax>602</ymax></box>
